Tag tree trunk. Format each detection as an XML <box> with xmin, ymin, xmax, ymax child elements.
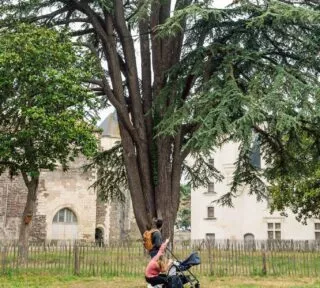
<box><xmin>18</xmin><ymin>174</ymin><xmax>39</xmax><ymax>260</ymax></box>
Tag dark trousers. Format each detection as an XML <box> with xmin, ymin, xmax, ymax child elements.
<box><xmin>145</xmin><ymin>275</ymin><xmax>168</xmax><ymax>286</ymax></box>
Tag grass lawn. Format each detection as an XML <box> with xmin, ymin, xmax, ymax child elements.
<box><xmin>1</xmin><ymin>275</ymin><xmax>320</xmax><ymax>288</ymax></box>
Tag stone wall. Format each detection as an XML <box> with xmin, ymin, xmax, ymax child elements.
<box><xmin>108</xmin><ymin>194</ymin><xmax>140</xmax><ymax>242</ymax></box>
<box><xmin>0</xmin><ymin>155</ymin><xmax>97</xmax><ymax>241</ymax></box>
<box><xmin>30</xmin><ymin>215</ymin><xmax>47</xmax><ymax>241</ymax></box>
<box><xmin>37</xmin><ymin>162</ymin><xmax>97</xmax><ymax>241</ymax></box>
<box><xmin>0</xmin><ymin>174</ymin><xmax>27</xmax><ymax>239</ymax></box>
<box><xmin>96</xmin><ymin>198</ymin><xmax>110</xmax><ymax>242</ymax></box>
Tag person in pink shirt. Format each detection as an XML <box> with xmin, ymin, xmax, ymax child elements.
<box><xmin>145</xmin><ymin>238</ymin><xmax>172</xmax><ymax>287</ymax></box>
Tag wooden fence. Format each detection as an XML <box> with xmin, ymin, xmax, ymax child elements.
<box><xmin>1</xmin><ymin>239</ymin><xmax>320</xmax><ymax>277</ymax></box>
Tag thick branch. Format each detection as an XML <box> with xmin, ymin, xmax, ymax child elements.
<box><xmin>113</xmin><ymin>0</ymin><xmax>145</xmax><ymax>135</ymax></box>
<box><xmin>78</xmin><ymin>41</ymin><xmax>139</xmax><ymax>143</ymax></box>
<box><xmin>181</xmin><ymin>123</ymin><xmax>202</xmax><ymax>161</ymax></box>
<box><xmin>113</xmin><ymin>0</ymin><xmax>154</xmax><ymax>214</ymax></box>
<box><xmin>70</xmin><ymin>28</ymin><xmax>95</xmax><ymax>37</ymax></box>
<box><xmin>138</xmin><ymin>14</ymin><xmax>153</xmax><ymax>148</ymax></box>
<box><xmin>51</xmin><ymin>18</ymin><xmax>90</xmax><ymax>26</ymax></box>
<box><xmin>87</xmin><ymin>79</ymin><xmax>103</xmax><ymax>86</ymax></box>
<box><xmin>253</xmin><ymin>125</ymin><xmax>281</xmax><ymax>152</ymax></box>
<box><xmin>171</xmin><ymin>130</ymin><xmax>182</xmax><ymax>215</ymax></box>
<box><xmin>21</xmin><ymin>171</ymin><xmax>30</xmax><ymax>187</ymax></box>
<box><xmin>181</xmin><ymin>74</ymin><xmax>196</xmax><ymax>101</ymax></box>
<box><xmin>29</xmin><ymin>5</ymin><xmax>70</xmax><ymax>22</ymax></box>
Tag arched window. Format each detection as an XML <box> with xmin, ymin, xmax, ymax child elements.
<box><xmin>52</xmin><ymin>208</ymin><xmax>78</xmax><ymax>240</ymax></box>
<box><xmin>244</xmin><ymin>233</ymin><xmax>255</xmax><ymax>241</ymax></box>
<box><xmin>53</xmin><ymin>208</ymin><xmax>77</xmax><ymax>224</ymax></box>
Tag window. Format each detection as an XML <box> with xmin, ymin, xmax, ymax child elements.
<box><xmin>208</xmin><ymin>182</ymin><xmax>215</xmax><ymax>193</ymax></box>
<box><xmin>267</xmin><ymin>222</ymin><xmax>281</xmax><ymax>240</ymax></box>
<box><xmin>206</xmin><ymin>233</ymin><xmax>215</xmax><ymax>241</ymax></box>
<box><xmin>207</xmin><ymin>207</ymin><xmax>215</xmax><ymax>219</ymax></box>
<box><xmin>206</xmin><ymin>159</ymin><xmax>215</xmax><ymax>194</ymax></box>
<box><xmin>250</xmin><ymin>135</ymin><xmax>261</xmax><ymax>168</ymax></box>
<box><xmin>315</xmin><ymin>223</ymin><xmax>320</xmax><ymax>240</ymax></box>
<box><xmin>53</xmin><ymin>208</ymin><xmax>77</xmax><ymax>223</ymax></box>
<box><xmin>52</xmin><ymin>208</ymin><xmax>78</xmax><ymax>240</ymax></box>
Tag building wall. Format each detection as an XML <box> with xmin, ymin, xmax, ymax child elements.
<box><xmin>0</xmin><ymin>175</ymin><xmax>27</xmax><ymax>239</ymax></box>
<box><xmin>96</xmin><ymin>199</ymin><xmax>110</xmax><ymax>242</ymax></box>
<box><xmin>37</xmin><ymin>158</ymin><xmax>96</xmax><ymax>241</ymax></box>
<box><xmin>0</xmin><ymin>156</ymin><xmax>97</xmax><ymax>241</ymax></box>
<box><xmin>191</xmin><ymin>141</ymin><xmax>319</xmax><ymax>240</ymax></box>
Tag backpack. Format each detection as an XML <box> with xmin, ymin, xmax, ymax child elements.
<box><xmin>143</xmin><ymin>229</ymin><xmax>158</xmax><ymax>251</ymax></box>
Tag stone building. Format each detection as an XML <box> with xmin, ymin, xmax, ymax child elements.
<box><xmin>191</xmin><ymin>141</ymin><xmax>320</xmax><ymax>241</ymax></box>
<box><xmin>0</xmin><ymin>112</ymin><xmax>139</xmax><ymax>242</ymax></box>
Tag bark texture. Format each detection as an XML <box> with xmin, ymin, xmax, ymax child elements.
<box><xmin>18</xmin><ymin>174</ymin><xmax>39</xmax><ymax>259</ymax></box>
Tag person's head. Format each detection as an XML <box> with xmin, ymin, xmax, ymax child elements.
<box><xmin>155</xmin><ymin>219</ymin><xmax>163</xmax><ymax>229</ymax></box>
<box><xmin>146</xmin><ymin>224</ymin><xmax>151</xmax><ymax>231</ymax></box>
<box><xmin>157</xmin><ymin>255</ymin><xmax>168</xmax><ymax>272</ymax></box>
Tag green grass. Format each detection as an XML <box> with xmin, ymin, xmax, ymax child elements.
<box><xmin>1</xmin><ymin>274</ymin><xmax>320</xmax><ymax>288</ymax></box>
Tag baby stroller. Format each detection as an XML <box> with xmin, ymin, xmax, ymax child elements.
<box><xmin>148</xmin><ymin>250</ymin><xmax>201</xmax><ymax>288</ymax></box>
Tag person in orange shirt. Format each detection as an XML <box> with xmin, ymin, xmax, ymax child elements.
<box><xmin>145</xmin><ymin>238</ymin><xmax>172</xmax><ymax>287</ymax></box>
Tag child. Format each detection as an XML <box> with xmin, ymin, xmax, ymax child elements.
<box><xmin>145</xmin><ymin>238</ymin><xmax>172</xmax><ymax>287</ymax></box>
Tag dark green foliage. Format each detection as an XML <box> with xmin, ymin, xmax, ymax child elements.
<box><xmin>182</xmin><ymin>154</ymin><xmax>224</xmax><ymax>189</ymax></box>
<box><xmin>84</xmin><ymin>143</ymin><xmax>127</xmax><ymax>202</ymax></box>
<box><xmin>157</xmin><ymin>0</ymin><xmax>320</xmax><ymax>218</ymax></box>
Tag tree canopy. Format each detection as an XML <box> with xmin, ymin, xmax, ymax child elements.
<box><xmin>0</xmin><ymin>24</ymin><xmax>99</xmax><ymax>176</ymax></box>
<box><xmin>1</xmin><ymin>0</ymin><xmax>320</xmax><ymax>235</ymax></box>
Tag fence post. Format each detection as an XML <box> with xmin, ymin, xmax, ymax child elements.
<box><xmin>207</xmin><ymin>240</ymin><xmax>213</xmax><ymax>276</ymax></box>
<box><xmin>261</xmin><ymin>243</ymin><xmax>267</xmax><ymax>275</ymax></box>
<box><xmin>1</xmin><ymin>246</ymin><xmax>7</xmax><ymax>275</ymax></box>
<box><xmin>74</xmin><ymin>244</ymin><xmax>80</xmax><ymax>276</ymax></box>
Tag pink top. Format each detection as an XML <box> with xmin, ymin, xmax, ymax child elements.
<box><xmin>145</xmin><ymin>241</ymin><xmax>168</xmax><ymax>278</ymax></box>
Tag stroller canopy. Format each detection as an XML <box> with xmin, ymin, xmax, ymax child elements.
<box><xmin>178</xmin><ymin>252</ymin><xmax>201</xmax><ymax>271</ymax></box>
